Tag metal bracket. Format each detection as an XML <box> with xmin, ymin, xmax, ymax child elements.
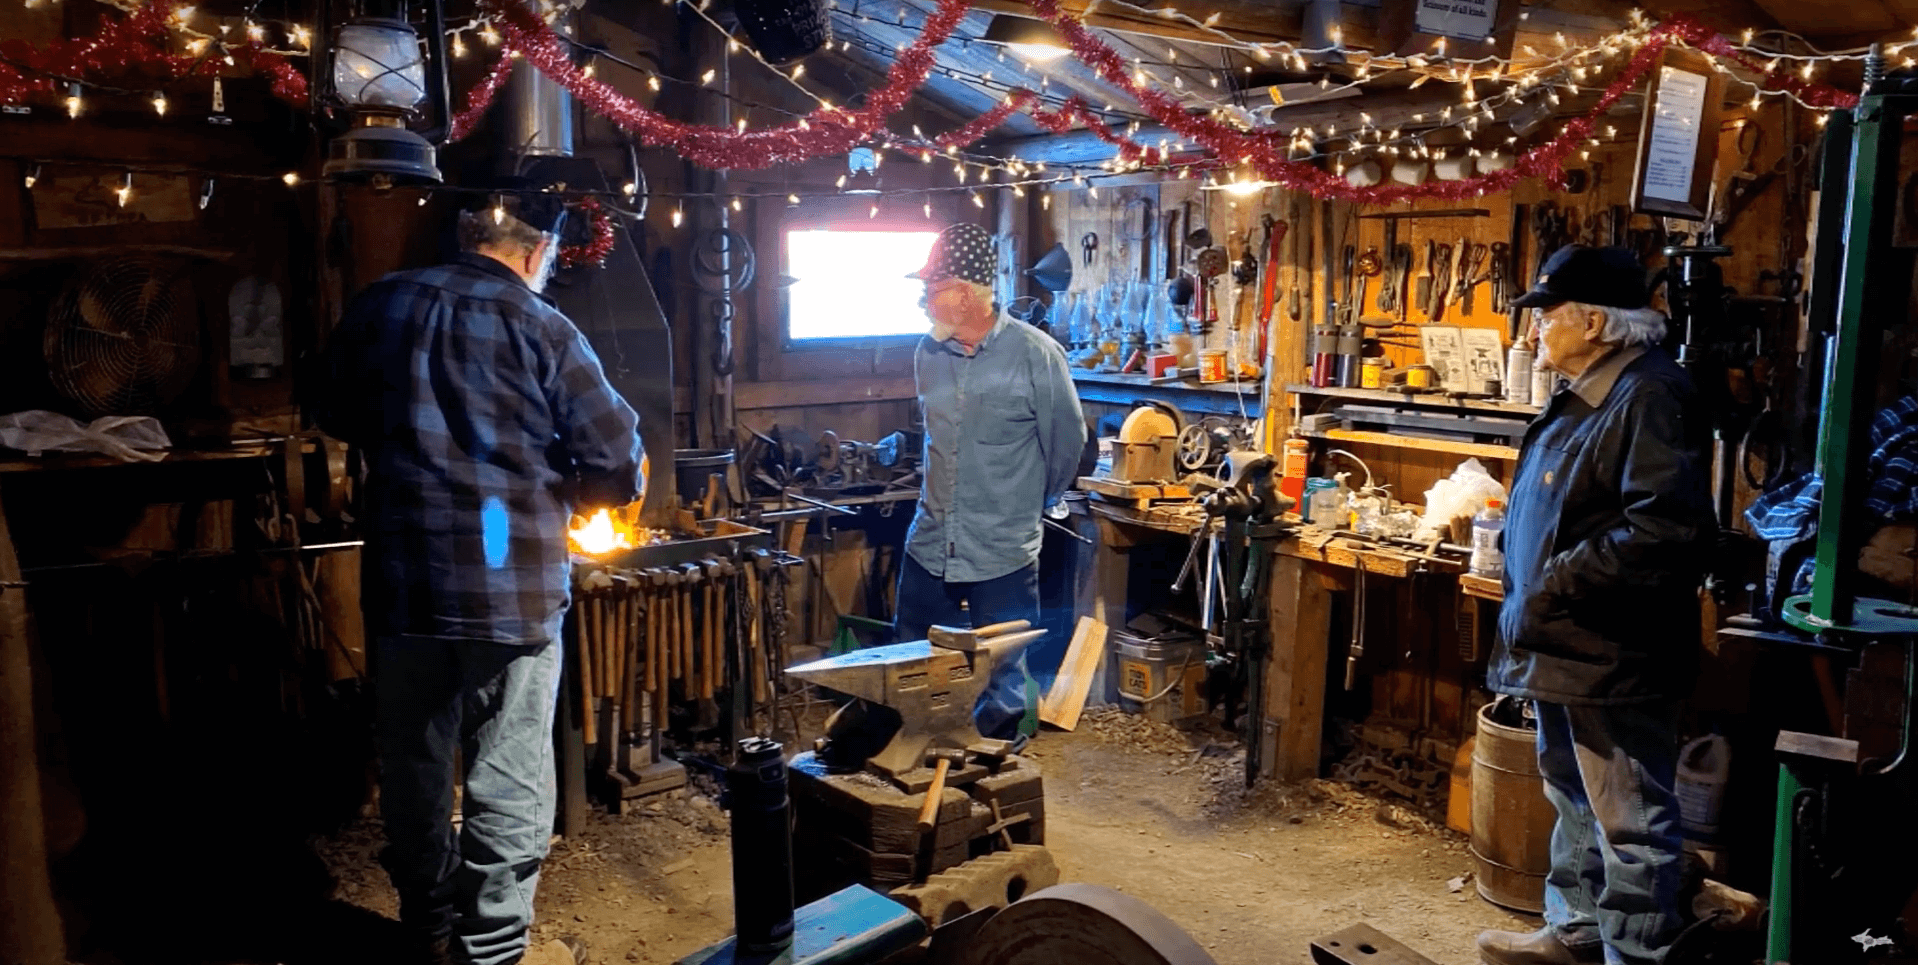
<box><xmin>1781</xmin><ymin>594</ymin><xmax>1918</xmax><ymax>636</ymax></box>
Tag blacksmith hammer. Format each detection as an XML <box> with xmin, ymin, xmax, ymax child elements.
<box><xmin>926</xmin><ymin>620</ymin><xmax>1042</xmax><ymax>653</ymax></box>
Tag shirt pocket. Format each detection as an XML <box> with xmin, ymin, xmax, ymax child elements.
<box><xmin>974</xmin><ymin>397</ymin><xmax>1035</xmax><ymax>446</ymax></box>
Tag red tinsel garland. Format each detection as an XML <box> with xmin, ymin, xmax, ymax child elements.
<box><xmin>0</xmin><ymin>0</ymin><xmax>307</xmax><ymax>109</ymax></box>
<box><xmin>560</xmin><ymin>197</ymin><xmax>617</xmax><ymax>268</ymax></box>
<box><xmin>487</xmin><ymin>0</ymin><xmax>976</xmax><ymax>169</ymax></box>
<box><xmin>448</xmin><ymin>55</ymin><xmax>517</xmax><ymax>142</ymax></box>
<box><xmin>1024</xmin><ymin>0</ymin><xmax>1820</xmax><ymax>203</ymax></box>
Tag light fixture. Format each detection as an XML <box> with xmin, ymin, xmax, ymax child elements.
<box><xmin>1201</xmin><ymin>176</ymin><xmax>1276</xmax><ymax>196</ymax></box>
<box><xmin>320</xmin><ymin>0</ymin><xmax>450</xmax><ymax>184</ymax></box>
<box><xmin>980</xmin><ymin>14</ymin><xmax>1069</xmax><ymax>62</ymax></box>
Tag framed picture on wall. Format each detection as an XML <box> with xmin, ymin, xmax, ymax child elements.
<box><xmin>1630</xmin><ymin>48</ymin><xmax>1724</xmax><ymax>220</ymax></box>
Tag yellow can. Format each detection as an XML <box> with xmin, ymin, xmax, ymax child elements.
<box><xmin>1406</xmin><ymin>364</ymin><xmax>1436</xmax><ymax>389</ymax></box>
<box><xmin>1198</xmin><ymin>349</ymin><xmax>1228</xmax><ymax>383</ymax></box>
<box><xmin>1360</xmin><ymin>356</ymin><xmax>1386</xmax><ymax>389</ymax></box>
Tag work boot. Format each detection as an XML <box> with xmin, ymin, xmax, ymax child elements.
<box><xmin>1477</xmin><ymin>927</ymin><xmax>1603</xmax><ymax>965</ymax></box>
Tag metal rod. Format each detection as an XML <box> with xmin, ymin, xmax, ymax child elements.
<box><xmin>778</xmin><ymin>491</ymin><xmax>861</xmax><ymax>516</ymax></box>
<box><xmin>1043</xmin><ymin>516</ymin><xmax>1093</xmax><ymax>545</ymax></box>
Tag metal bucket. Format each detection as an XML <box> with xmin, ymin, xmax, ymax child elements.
<box><xmin>1470</xmin><ymin>700</ymin><xmax>1555</xmax><ymax>914</ymax></box>
<box><xmin>675</xmin><ymin>449</ymin><xmax>736</xmax><ymax>514</ymax></box>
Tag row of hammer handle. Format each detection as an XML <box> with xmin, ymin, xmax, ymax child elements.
<box><xmin>571</xmin><ymin>559</ymin><xmax>774</xmax><ymax>746</ymax></box>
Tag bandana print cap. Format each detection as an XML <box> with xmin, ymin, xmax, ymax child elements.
<box><xmin>907</xmin><ymin>223</ymin><xmax>995</xmax><ymax>287</ymax></box>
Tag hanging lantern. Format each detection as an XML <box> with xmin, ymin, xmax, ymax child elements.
<box><xmin>319</xmin><ymin>0</ymin><xmax>450</xmax><ymax>183</ymax></box>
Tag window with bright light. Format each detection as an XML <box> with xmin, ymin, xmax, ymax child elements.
<box><xmin>785</xmin><ymin>229</ymin><xmax>940</xmax><ymax>340</ymax></box>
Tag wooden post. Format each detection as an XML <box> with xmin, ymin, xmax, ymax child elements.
<box><xmin>0</xmin><ymin>484</ymin><xmax>69</xmax><ymax>964</ymax></box>
<box><xmin>1262</xmin><ymin>552</ymin><xmax>1333</xmax><ymax>782</ymax></box>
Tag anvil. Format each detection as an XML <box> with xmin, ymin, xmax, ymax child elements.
<box><xmin>785</xmin><ymin>628</ymin><xmax>1044</xmax><ymax>781</ymax></box>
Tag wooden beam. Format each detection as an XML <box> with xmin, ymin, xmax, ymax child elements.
<box><xmin>1262</xmin><ymin>552</ymin><xmax>1332</xmax><ymax>781</ymax></box>
<box><xmin>734</xmin><ymin>376</ymin><xmax>919</xmax><ymax>410</ymax></box>
<box><xmin>970</xmin><ymin>0</ymin><xmax>1302</xmax><ymax>46</ymax></box>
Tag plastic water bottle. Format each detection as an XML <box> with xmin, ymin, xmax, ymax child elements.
<box><xmin>1470</xmin><ymin>498</ymin><xmax>1505</xmax><ymax>578</ymax></box>
<box><xmin>1676</xmin><ymin>734</ymin><xmax>1731</xmax><ymax>844</ymax></box>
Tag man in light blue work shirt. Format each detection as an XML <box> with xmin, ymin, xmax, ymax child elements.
<box><xmin>897</xmin><ymin>222</ymin><xmax>1087</xmax><ymax>740</ymax></box>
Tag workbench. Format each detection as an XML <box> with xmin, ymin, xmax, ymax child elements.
<box><xmin>1072</xmin><ymin>496</ymin><xmax>1479</xmax><ymax>783</ymax></box>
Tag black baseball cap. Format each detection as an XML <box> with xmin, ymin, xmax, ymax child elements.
<box><xmin>1511</xmin><ymin>245</ymin><xmax>1650</xmax><ymax>310</ymax></box>
<box><xmin>466</xmin><ymin>175</ymin><xmax>569</xmax><ymax>235</ymax></box>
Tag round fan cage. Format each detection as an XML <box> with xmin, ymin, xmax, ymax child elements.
<box><xmin>44</xmin><ymin>256</ymin><xmax>201</xmax><ymax>418</ymax></box>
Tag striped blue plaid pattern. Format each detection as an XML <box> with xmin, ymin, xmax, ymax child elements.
<box><xmin>316</xmin><ymin>252</ymin><xmax>643</xmax><ymax>646</ymax></box>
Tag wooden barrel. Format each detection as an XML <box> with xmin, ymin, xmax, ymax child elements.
<box><xmin>1470</xmin><ymin>700</ymin><xmax>1557</xmax><ymax>913</ymax></box>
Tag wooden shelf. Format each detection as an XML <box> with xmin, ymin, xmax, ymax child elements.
<box><xmin>1285</xmin><ymin>383</ymin><xmax>1541</xmax><ymax>417</ymax></box>
<box><xmin>1073</xmin><ymin>370</ymin><xmax>1261</xmax><ymax>416</ymax></box>
<box><xmin>0</xmin><ymin>444</ymin><xmax>278</xmax><ymax>475</ymax></box>
<box><xmin>1306</xmin><ymin>428</ymin><xmax>1519</xmax><ymax>461</ymax></box>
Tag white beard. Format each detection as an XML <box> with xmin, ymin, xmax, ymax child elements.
<box><xmin>929</xmin><ymin>320</ymin><xmax>957</xmax><ymax>343</ymax></box>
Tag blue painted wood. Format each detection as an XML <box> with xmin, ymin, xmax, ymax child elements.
<box><xmin>675</xmin><ymin>885</ymin><xmax>927</xmax><ymax>965</ymax></box>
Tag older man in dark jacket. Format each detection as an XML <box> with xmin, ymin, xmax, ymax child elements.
<box><xmin>1475</xmin><ymin>246</ymin><xmax>1716</xmax><ymax>965</ymax></box>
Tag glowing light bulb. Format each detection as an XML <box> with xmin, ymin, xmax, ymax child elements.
<box><xmin>672</xmin><ymin>206</ymin><xmax>683</xmax><ymax>227</ymax></box>
<box><xmin>493</xmin><ymin>203</ymin><xmax>505</xmax><ymax>225</ymax></box>
<box><xmin>971</xmin><ymin>191</ymin><xmax>983</xmax><ymax>208</ymax></box>
<box><xmin>282</xmin><ymin>171</ymin><xmax>300</xmax><ymax>187</ymax></box>
<box><xmin>115</xmin><ymin>172</ymin><xmax>133</xmax><ymax>207</ymax></box>
<box><xmin>247</xmin><ymin>21</ymin><xmax>264</xmax><ymax>42</ymax></box>
<box><xmin>731</xmin><ymin>197</ymin><xmax>742</xmax><ymax>211</ymax></box>
<box><xmin>481</xmin><ymin>23</ymin><xmax>500</xmax><ymax>45</ymax></box>
<box><xmin>702</xmin><ymin>69</ymin><xmax>716</xmax><ymax>85</ymax></box>
<box><xmin>152</xmin><ymin>92</ymin><xmax>167</xmax><ymax>116</ymax></box>
<box><xmin>64</xmin><ymin>84</ymin><xmax>81</xmax><ymax>118</ymax></box>
<box><xmin>452</xmin><ymin>33</ymin><xmax>467</xmax><ymax>57</ymax></box>
<box><xmin>789</xmin><ymin>193</ymin><xmax>801</xmax><ymax>204</ymax></box>
<box><xmin>648</xmin><ymin>75</ymin><xmax>661</xmax><ymax>92</ymax></box>
<box><xmin>23</xmin><ymin>164</ymin><xmax>39</xmax><ymax>189</ymax></box>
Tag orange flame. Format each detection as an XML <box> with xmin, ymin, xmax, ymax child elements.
<box><xmin>568</xmin><ymin>508</ymin><xmax>634</xmax><ymax>556</ymax></box>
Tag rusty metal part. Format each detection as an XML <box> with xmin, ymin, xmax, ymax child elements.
<box><xmin>956</xmin><ymin>883</ymin><xmax>1218</xmax><ymax>965</ymax></box>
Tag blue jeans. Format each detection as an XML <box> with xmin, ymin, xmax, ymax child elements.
<box><xmin>375</xmin><ymin>637</ymin><xmax>562</xmax><ymax>965</ymax></box>
<box><xmin>1534</xmin><ymin>700</ymin><xmax>1685</xmax><ymax>965</ymax></box>
<box><xmin>894</xmin><ymin>555</ymin><xmax>1038</xmax><ymax>740</ymax></box>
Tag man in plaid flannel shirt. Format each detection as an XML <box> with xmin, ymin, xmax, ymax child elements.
<box><xmin>316</xmin><ymin>181</ymin><xmax>641</xmax><ymax>965</ymax></box>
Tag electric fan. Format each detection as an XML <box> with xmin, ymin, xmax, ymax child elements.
<box><xmin>43</xmin><ymin>256</ymin><xmax>202</xmax><ymax>417</ymax></box>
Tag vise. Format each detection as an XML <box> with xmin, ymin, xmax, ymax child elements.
<box><xmin>785</xmin><ymin>622</ymin><xmax>1044</xmax><ymax>785</ymax></box>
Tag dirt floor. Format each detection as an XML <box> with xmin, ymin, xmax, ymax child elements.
<box><xmin>313</xmin><ymin>707</ymin><xmax>1531</xmax><ymax>965</ymax></box>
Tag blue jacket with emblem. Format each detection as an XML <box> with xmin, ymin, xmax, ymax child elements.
<box><xmin>1491</xmin><ymin>346</ymin><xmax>1716</xmax><ymax>705</ymax></box>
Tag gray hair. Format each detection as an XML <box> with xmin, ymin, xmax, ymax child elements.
<box><xmin>1568</xmin><ymin>302</ymin><xmax>1667</xmax><ymax>348</ymax></box>
<box><xmin>456</xmin><ymin>209</ymin><xmax>547</xmax><ymax>255</ymax></box>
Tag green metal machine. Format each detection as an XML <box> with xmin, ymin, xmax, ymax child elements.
<box><xmin>1770</xmin><ymin>51</ymin><xmax>1918</xmax><ymax>965</ymax></box>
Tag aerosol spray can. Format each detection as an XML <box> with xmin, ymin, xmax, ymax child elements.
<box><xmin>1505</xmin><ymin>344</ymin><xmax>1535</xmax><ymax>406</ymax></box>
<box><xmin>728</xmin><ymin>737</ymin><xmax>795</xmax><ymax>953</ymax></box>
<box><xmin>1311</xmin><ymin>323</ymin><xmax>1341</xmax><ymax>387</ymax></box>
<box><xmin>1532</xmin><ymin>366</ymin><xmax>1557</xmax><ymax>406</ymax></box>
<box><xmin>1335</xmin><ymin>324</ymin><xmax>1363</xmax><ymax>387</ymax></box>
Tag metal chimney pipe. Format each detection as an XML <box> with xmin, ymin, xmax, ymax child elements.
<box><xmin>502</xmin><ymin>1</ymin><xmax>575</xmax><ymax>157</ymax></box>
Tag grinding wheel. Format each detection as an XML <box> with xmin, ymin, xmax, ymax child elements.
<box><xmin>957</xmin><ymin>883</ymin><xmax>1218</xmax><ymax>965</ymax></box>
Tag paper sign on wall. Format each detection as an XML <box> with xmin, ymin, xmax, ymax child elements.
<box><xmin>1641</xmin><ymin>65</ymin><xmax>1709</xmax><ymax>204</ymax></box>
<box><xmin>1414</xmin><ymin>0</ymin><xmax>1499</xmax><ymax>41</ymax></box>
